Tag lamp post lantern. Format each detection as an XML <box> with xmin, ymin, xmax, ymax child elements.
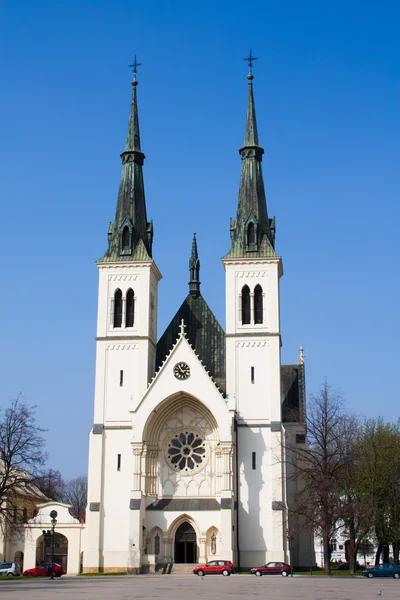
<box><xmin>49</xmin><ymin>510</ymin><xmax>58</xmax><ymax>579</ymax></box>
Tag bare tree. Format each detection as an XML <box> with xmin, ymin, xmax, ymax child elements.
<box><xmin>63</xmin><ymin>476</ymin><xmax>87</xmax><ymax>522</ymax></box>
<box><xmin>285</xmin><ymin>381</ymin><xmax>354</xmax><ymax>575</ymax></box>
<box><xmin>34</xmin><ymin>469</ymin><xmax>65</xmax><ymax>501</ymax></box>
<box><xmin>0</xmin><ymin>396</ymin><xmax>48</xmax><ymax>529</ymax></box>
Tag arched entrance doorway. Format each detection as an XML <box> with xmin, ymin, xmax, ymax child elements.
<box><xmin>36</xmin><ymin>532</ymin><xmax>68</xmax><ymax>571</ymax></box>
<box><xmin>174</xmin><ymin>522</ymin><xmax>197</xmax><ymax>563</ymax></box>
<box><xmin>14</xmin><ymin>551</ymin><xmax>23</xmax><ymax>572</ymax></box>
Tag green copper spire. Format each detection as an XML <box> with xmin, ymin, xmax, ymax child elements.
<box><xmin>224</xmin><ymin>56</ymin><xmax>277</xmax><ymax>259</ymax></box>
<box><xmin>124</xmin><ymin>56</ymin><xmax>142</xmax><ymax>152</ymax></box>
<box><xmin>99</xmin><ymin>59</ymin><xmax>153</xmax><ymax>263</ymax></box>
<box><xmin>189</xmin><ymin>233</ymin><xmax>201</xmax><ymax>297</ymax></box>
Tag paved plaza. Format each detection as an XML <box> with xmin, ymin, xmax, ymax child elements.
<box><xmin>1</xmin><ymin>575</ymin><xmax>399</xmax><ymax>600</ymax></box>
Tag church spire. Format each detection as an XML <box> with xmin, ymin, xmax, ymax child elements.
<box><xmin>189</xmin><ymin>233</ymin><xmax>201</xmax><ymax>297</ymax></box>
<box><xmin>243</xmin><ymin>50</ymin><xmax>259</xmax><ymax>147</ymax></box>
<box><xmin>99</xmin><ymin>57</ymin><xmax>153</xmax><ymax>263</ymax></box>
<box><xmin>124</xmin><ymin>56</ymin><xmax>142</xmax><ymax>152</ymax></box>
<box><xmin>225</xmin><ymin>52</ymin><xmax>277</xmax><ymax>259</ymax></box>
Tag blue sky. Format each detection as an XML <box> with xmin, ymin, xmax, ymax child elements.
<box><xmin>0</xmin><ymin>1</ymin><xmax>399</xmax><ymax>479</ymax></box>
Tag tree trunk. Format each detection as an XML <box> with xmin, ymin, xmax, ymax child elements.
<box><xmin>375</xmin><ymin>543</ymin><xmax>382</xmax><ymax>566</ymax></box>
<box><xmin>348</xmin><ymin>538</ymin><xmax>357</xmax><ymax>573</ymax></box>
<box><xmin>323</xmin><ymin>533</ymin><xmax>331</xmax><ymax>575</ymax></box>
<box><xmin>393</xmin><ymin>542</ymin><xmax>399</xmax><ymax>565</ymax></box>
<box><xmin>347</xmin><ymin>521</ymin><xmax>357</xmax><ymax>573</ymax></box>
<box><xmin>383</xmin><ymin>545</ymin><xmax>390</xmax><ymax>563</ymax></box>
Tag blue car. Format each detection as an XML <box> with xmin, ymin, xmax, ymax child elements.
<box><xmin>362</xmin><ymin>563</ymin><xmax>400</xmax><ymax>579</ymax></box>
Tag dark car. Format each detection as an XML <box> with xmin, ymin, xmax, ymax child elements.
<box><xmin>193</xmin><ymin>560</ymin><xmax>233</xmax><ymax>576</ymax></box>
<box><xmin>337</xmin><ymin>562</ymin><xmax>363</xmax><ymax>570</ymax></box>
<box><xmin>23</xmin><ymin>562</ymin><xmax>66</xmax><ymax>577</ymax></box>
<box><xmin>362</xmin><ymin>563</ymin><xmax>400</xmax><ymax>579</ymax></box>
<box><xmin>250</xmin><ymin>561</ymin><xmax>291</xmax><ymax>576</ymax></box>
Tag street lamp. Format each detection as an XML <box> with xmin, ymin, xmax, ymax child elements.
<box><xmin>286</xmin><ymin>529</ymin><xmax>294</xmax><ymax>577</ymax></box>
<box><xmin>49</xmin><ymin>510</ymin><xmax>58</xmax><ymax>579</ymax></box>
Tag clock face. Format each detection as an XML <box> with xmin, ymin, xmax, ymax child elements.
<box><xmin>174</xmin><ymin>362</ymin><xmax>191</xmax><ymax>380</ymax></box>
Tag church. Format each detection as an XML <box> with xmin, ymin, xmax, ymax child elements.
<box><xmin>83</xmin><ymin>59</ymin><xmax>308</xmax><ymax>574</ymax></box>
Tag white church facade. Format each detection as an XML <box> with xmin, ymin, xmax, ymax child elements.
<box><xmin>82</xmin><ymin>62</ymin><xmax>308</xmax><ymax>574</ymax></box>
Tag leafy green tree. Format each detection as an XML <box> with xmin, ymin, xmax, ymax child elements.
<box><xmin>337</xmin><ymin>414</ymin><xmax>375</xmax><ymax>572</ymax></box>
<box><xmin>351</xmin><ymin>418</ymin><xmax>400</xmax><ymax>564</ymax></box>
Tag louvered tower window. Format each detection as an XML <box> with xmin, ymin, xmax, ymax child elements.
<box><xmin>241</xmin><ymin>285</ymin><xmax>251</xmax><ymax>325</ymax></box>
<box><xmin>126</xmin><ymin>288</ymin><xmax>135</xmax><ymax>327</ymax></box>
<box><xmin>114</xmin><ymin>289</ymin><xmax>122</xmax><ymax>328</ymax></box>
<box><xmin>122</xmin><ymin>226</ymin><xmax>130</xmax><ymax>251</ymax></box>
<box><xmin>254</xmin><ymin>285</ymin><xmax>263</xmax><ymax>324</ymax></box>
<box><xmin>247</xmin><ymin>222</ymin><xmax>255</xmax><ymax>249</ymax></box>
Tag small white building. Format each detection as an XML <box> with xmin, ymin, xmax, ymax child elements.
<box><xmin>23</xmin><ymin>502</ymin><xmax>84</xmax><ymax>574</ymax></box>
<box><xmin>1</xmin><ymin>501</ymin><xmax>84</xmax><ymax>574</ymax></box>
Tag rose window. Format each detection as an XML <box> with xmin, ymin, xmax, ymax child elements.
<box><xmin>167</xmin><ymin>432</ymin><xmax>206</xmax><ymax>471</ymax></box>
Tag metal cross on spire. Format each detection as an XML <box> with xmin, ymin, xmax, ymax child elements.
<box><xmin>244</xmin><ymin>49</ymin><xmax>257</xmax><ymax>74</ymax></box>
<box><xmin>129</xmin><ymin>55</ymin><xmax>142</xmax><ymax>81</ymax></box>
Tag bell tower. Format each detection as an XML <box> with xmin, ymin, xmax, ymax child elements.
<box><xmin>222</xmin><ymin>53</ymin><xmax>286</xmax><ymax>567</ymax></box>
<box><xmin>84</xmin><ymin>59</ymin><xmax>162</xmax><ymax>572</ymax></box>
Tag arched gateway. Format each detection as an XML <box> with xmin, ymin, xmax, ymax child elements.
<box><xmin>174</xmin><ymin>522</ymin><xmax>197</xmax><ymax>564</ymax></box>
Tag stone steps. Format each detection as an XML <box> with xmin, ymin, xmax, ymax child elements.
<box><xmin>171</xmin><ymin>563</ymin><xmax>196</xmax><ymax>575</ymax></box>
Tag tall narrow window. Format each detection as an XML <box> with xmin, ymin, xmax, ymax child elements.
<box><xmin>241</xmin><ymin>285</ymin><xmax>251</xmax><ymax>324</ymax></box>
<box><xmin>114</xmin><ymin>289</ymin><xmax>122</xmax><ymax>328</ymax></box>
<box><xmin>120</xmin><ymin>370</ymin><xmax>124</xmax><ymax>387</ymax></box>
<box><xmin>247</xmin><ymin>222</ymin><xmax>255</xmax><ymax>248</ymax></box>
<box><xmin>251</xmin><ymin>366</ymin><xmax>255</xmax><ymax>384</ymax></box>
<box><xmin>126</xmin><ymin>288</ymin><xmax>135</xmax><ymax>327</ymax></box>
<box><xmin>254</xmin><ymin>285</ymin><xmax>263</xmax><ymax>324</ymax></box>
<box><xmin>252</xmin><ymin>452</ymin><xmax>256</xmax><ymax>470</ymax></box>
<box><xmin>122</xmin><ymin>226</ymin><xmax>130</xmax><ymax>251</ymax></box>
<box><xmin>117</xmin><ymin>454</ymin><xmax>121</xmax><ymax>471</ymax></box>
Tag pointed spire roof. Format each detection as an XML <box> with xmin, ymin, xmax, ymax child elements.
<box><xmin>189</xmin><ymin>233</ymin><xmax>201</xmax><ymax>297</ymax></box>
<box><xmin>243</xmin><ymin>72</ymin><xmax>259</xmax><ymax>147</ymax></box>
<box><xmin>98</xmin><ymin>59</ymin><xmax>153</xmax><ymax>263</ymax></box>
<box><xmin>224</xmin><ymin>55</ymin><xmax>278</xmax><ymax>260</ymax></box>
<box><xmin>124</xmin><ymin>75</ymin><xmax>141</xmax><ymax>152</ymax></box>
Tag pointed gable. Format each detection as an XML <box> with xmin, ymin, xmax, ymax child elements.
<box><xmin>156</xmin><ymin>294</ymin><xmax>226</xmax><ymax>395</ymax></box>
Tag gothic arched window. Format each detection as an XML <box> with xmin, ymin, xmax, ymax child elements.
<box><xmin>126</xmin><ymin>288</ymin><xmax>135</xmax><ymax>327</ymax></box>
<box><xmin>254</xmin><ymin>285</ymin><xmax>263</xmax><ymax>324</ymax></box>
<box><xmin>122</xmin><ymin>226</ymin><xmax>130</xmax><ymax>252</ymax></box>
<box><xmin>241</xmin><ymin>285</ymin><xmax>251</xmax><ymax>325</ymax></box>
<box><xmin>247</xmin><ymin>222</ymin><xmax>255</xmax><ymax>248</ymax></box>
<box><xmin>114</xmin><ymin>289</ymin><xmax>122</xmax><ymax>328</ymax></box>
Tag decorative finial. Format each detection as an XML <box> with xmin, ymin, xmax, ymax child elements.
<box><xmin>179</xmin><ymin>319</ymin><xmax>187</xmax><ymax>337</ymax></box>
<box><xmin>129</xmin><ymin>55</ymin><xmax>142</xmax><ymax>86</ymax></box>
<box><xmin>244</xmin><ymin>49</ymin><xmax>257</xmax><ymax>80</ymax></box>
<box><xmin>189</xmin><ymin>233</ymin><xmax>201</xmax><ymax>297</ymax></box>
<box><xmin>298</xmin><ymin>344</ymin><xmax>305</xmax><ymax>365</ymax></box>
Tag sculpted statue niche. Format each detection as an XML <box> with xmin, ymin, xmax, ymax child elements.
<box><xmin>211</xmin><ymin>532</ymin><xmax>217</xmax><ymax>555</ymax></box>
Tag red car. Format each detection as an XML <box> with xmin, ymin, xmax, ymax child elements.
<box><xmin>193</xmin><ymin>560</ymin><xmax>233</xmax><ymax>576</ymax></box>
<box><xmin>23</xmin><ymin>562</ymin><xmax>66</xmax><ymax>577</ymax></box>
<box><xmin>250</xmin><ymin>561</ymin><xmax>291</xmax><ymax>576</ymax></box>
